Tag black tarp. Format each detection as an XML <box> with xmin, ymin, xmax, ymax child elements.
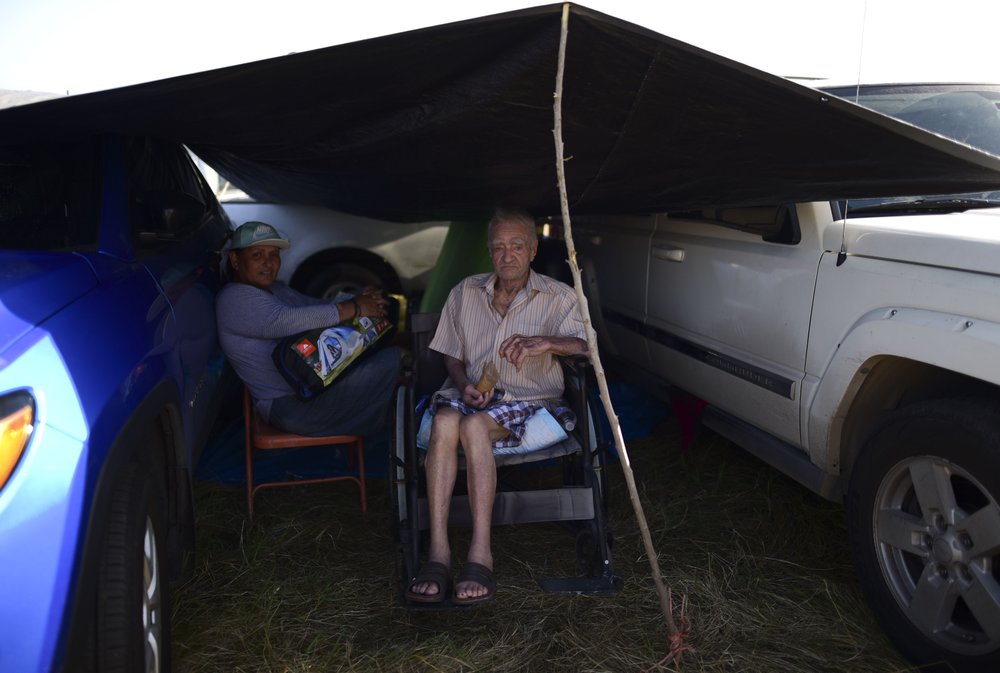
<box><xmin>3</xmin><ymin>3</ymin><xmax>1000</xmax><ymax>222</ymax></box>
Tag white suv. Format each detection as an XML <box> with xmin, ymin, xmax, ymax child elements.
<box><xmin>573</xmin><ymin>82</ymin><xmax>1000</xmax><ymax>672</ymax></box>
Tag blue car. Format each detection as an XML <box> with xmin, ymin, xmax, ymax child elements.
<box><xmin>0</xmin><ymin>134</ymin><xmax>231</xmax><ymax>672</ymax></box>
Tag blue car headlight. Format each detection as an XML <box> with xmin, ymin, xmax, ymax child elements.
<box><xmin>0</xmin><ymin>391</ymin><xmax>35</xmax><ymax>491</ymax></box>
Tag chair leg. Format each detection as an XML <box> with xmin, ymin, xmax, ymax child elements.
<box><xmin>246</xmin><ymin>448</ymin><xmax>255</xmax><ymax>519</ymax></box>
<box><xmin>243</xmin><ymin>386</ymin><xmax>255</xmax><ymax>520</ymax></box>
<box><xmin>356</xmin><ymin>438</ymin><xmax>368</xmax><ymax>514</ymax></box>
<box><xmin>245</xmin><ymin>435</ymin><xmax>366</xmax><ymax>517</ymax></box>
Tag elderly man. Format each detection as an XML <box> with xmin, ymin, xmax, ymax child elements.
<box><xmin>216</xmin><ymin>220</ymin><xmax>400</xmax><ymax>437</ymax></box>
<box><xmin>405</xmin><ymin>207</ymin><xmax>587</xmax><ymax>605</ymax></box>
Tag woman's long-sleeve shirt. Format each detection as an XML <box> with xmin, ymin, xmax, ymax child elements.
<box><xmin>216</xmin><ymin>281</ymin><xmax>350</xmax><ymax>418</ymax></box>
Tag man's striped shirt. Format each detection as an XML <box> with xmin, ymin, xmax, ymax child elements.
<box><xmin>429</xmin><ymin>269</ymin><xmax>585</xmax><ymax>402</ymax></box>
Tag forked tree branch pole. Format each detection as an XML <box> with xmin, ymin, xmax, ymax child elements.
<box><xmin>552</xmin><ymin>3</ymin><xmax>679</xmax><ymax>638</ymax></box>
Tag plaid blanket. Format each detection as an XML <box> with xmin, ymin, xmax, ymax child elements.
<box><xmin>430</xmin><ymin>395</ymin><xmax>541</xmax><ymax>448</ymax></box>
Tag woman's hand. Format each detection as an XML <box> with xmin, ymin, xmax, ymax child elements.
<box><xmin>354</xmin><ymin>289</ymin><xmax>389</xmax><ymax>318</ymax></box>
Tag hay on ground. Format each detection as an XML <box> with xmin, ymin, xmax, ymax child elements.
<box><xmin>172</xmin><ymin>415</ymin><xmax>917</xmax><ymax>673</ymax></box>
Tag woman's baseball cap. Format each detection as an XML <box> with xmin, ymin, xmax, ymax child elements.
<box><xmin>230</xmin><ymin>221</ymin><xmax>290</xmax><ymax>249</ymax></box>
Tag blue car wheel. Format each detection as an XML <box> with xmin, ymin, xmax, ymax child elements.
<box><xmin>97</xmin><ymin>458</ymin><xmax>170</xmax><ymax>673</ymax></box>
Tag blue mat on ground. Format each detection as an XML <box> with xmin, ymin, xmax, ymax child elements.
<box><xmin>590</xmin><ymin>381</ymin><xmax>669</xmax><ymax>458</ymax></box>
<box><xmin>196</xmin><ymin>381</ymin><xmax>667</xmax><ymax>484</ymax></box>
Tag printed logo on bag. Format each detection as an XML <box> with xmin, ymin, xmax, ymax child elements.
<box><xmin>294</xmin><ymin>338</ymin><xmax>317</xmax><ymax>357</ymax></box>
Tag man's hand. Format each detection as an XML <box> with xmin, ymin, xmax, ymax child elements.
<box><xmin>498</xmin><ymin>334</ymin><xmax>550</xmax><ymax>370</ymax></box>
<box><xmin>445</xmin><ymin>354</ymin><xmax>495</xmax><ymax>408</ymax></box>
<box><xmin>498</xmin><ymin>334</ymin><xmax>588</xmax><ymax>370</ymax></box>
<box><xmin>461</xmin><ymin>383</ymin><xmax>494</xmax><ymax>409</ymax></box>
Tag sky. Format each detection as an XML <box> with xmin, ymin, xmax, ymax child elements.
<box><xmin>1</xmin><ymin>0</ymin><xmax>999</xmax><ymax>96</ymax></box>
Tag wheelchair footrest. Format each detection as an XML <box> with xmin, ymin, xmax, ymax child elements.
<box><xmin>537</xmin><ymin>574</ymin><xmax>623</xmax><ymax>594</ymax></box>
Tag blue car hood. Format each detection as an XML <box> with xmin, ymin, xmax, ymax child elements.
<box><xmin>0</xmin><ymin>253</ymin><xmax>98</xmax><ymax>355</ymax></box>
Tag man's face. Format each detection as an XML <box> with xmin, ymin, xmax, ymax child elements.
<box><xmin>489</xmin><ymin>219</ymin><xmax>537</xmax><ymax>283</ymax></box>
<box><xmin>229</xmin><ymin>244</ymin><xmax>282</xmax><ymax>290</ymax></box>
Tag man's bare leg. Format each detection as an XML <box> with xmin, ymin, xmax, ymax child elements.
<box><xmin>455</xmin><ymin>412</ymin><xmax>504</xmax><ymax>601</ymax></box>
<box><xmin>409</xmin><ymin>407</ymin><xmax>461</xmax><ymax>598</ymax></box>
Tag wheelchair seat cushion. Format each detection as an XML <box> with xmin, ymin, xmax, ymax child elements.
<box><xmin>416</xmin><ymin>405</ymin><xmax>568</xmax><ymax>455</ymax></box>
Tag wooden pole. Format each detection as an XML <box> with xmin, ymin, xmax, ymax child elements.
<box><xmin>552</xmin><ymin>6</ymin><xmax>688</xmax><ymax>659</ymax></box>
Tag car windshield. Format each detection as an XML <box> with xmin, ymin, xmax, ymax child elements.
<box><xmin>824</xmin><ymin>84</ymin><xmax>1000</xmax><ymax>214</ymax></box>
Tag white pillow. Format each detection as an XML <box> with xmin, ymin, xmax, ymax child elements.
<box><xmin>415</xmin><ymin>406</ymin><xmax>569</xmax><ymax>455</ymax></box>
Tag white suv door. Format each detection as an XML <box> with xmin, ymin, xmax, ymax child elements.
<box><xmin>644</xmin><ymin>204</ymin><xmax>825</xmax><ymax>446</ymax></box>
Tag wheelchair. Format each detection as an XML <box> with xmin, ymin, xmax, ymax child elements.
<box><xmin>389</xmin><ymin>311</ymin><xmax>622</xmax><ymax>607</ymax></box>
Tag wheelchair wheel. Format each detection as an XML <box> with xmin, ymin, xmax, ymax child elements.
<box><xmin>389</xmin><ymin>384</ymin><xmax>422</xmax><ymax>590</ymax></box>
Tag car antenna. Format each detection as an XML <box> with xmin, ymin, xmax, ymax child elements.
<box><xmin>838</xmin><ymin>0</ymin><xmax>870</xmax><ymax>268</ymax></box>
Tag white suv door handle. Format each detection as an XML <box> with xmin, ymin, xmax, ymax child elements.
<box><xmin>652</xmin><ymin>245</ymin><xmax>685</xmax><ymax>262</ymax></box>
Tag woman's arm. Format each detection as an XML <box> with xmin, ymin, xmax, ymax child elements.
<box><xmin>217</xmin><ymin>283</ymin><xmax>343</xmax><ymax>339</ymax></box>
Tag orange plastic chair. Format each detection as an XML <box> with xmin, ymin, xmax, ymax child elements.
<box><xmin>243</xmin><ymin>386</ymin><xmax>367</xmax><ymax>518</ymax></box>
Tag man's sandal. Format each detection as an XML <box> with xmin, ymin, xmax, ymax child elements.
<box><xmin>404</xmin><ymin>561</ymin><xmax>452</xmax><ymax>604</ymax></box>
<box><xmin>453</xmin><ymin>561</ymin><xmax>496</xmax><ymax>605</ymax></box>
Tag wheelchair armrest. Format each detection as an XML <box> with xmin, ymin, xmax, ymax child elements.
<box><xmin>558</xmin><ymin>354</ymin><xmax>592</xmax><ymax>441</ymax></box>
<box><xmin>560</xmin><ymin>354</ymin><xmax>591</xmax><ymax>367</ymax></box>
<box><xmin>559</xmin><ymin>354</ymin><xmax>591</xmax><ymax>397</ymax></box>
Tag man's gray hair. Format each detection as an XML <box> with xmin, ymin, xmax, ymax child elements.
<box><xmin>487</xmin><ymin>206</ymin><xmax>537</xmax><ymax>245</ymax></box>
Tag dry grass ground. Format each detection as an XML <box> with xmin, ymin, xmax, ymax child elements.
<box><xmin>171</xmin><ymin>412</ymin><xmax>921</xmax><ymax>673</ymax></box>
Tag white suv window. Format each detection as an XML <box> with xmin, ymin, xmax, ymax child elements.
<box><xmin>666</xmin><ymin>204</ymin><xmax>800</xmax><ymax>244</ymax></box>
